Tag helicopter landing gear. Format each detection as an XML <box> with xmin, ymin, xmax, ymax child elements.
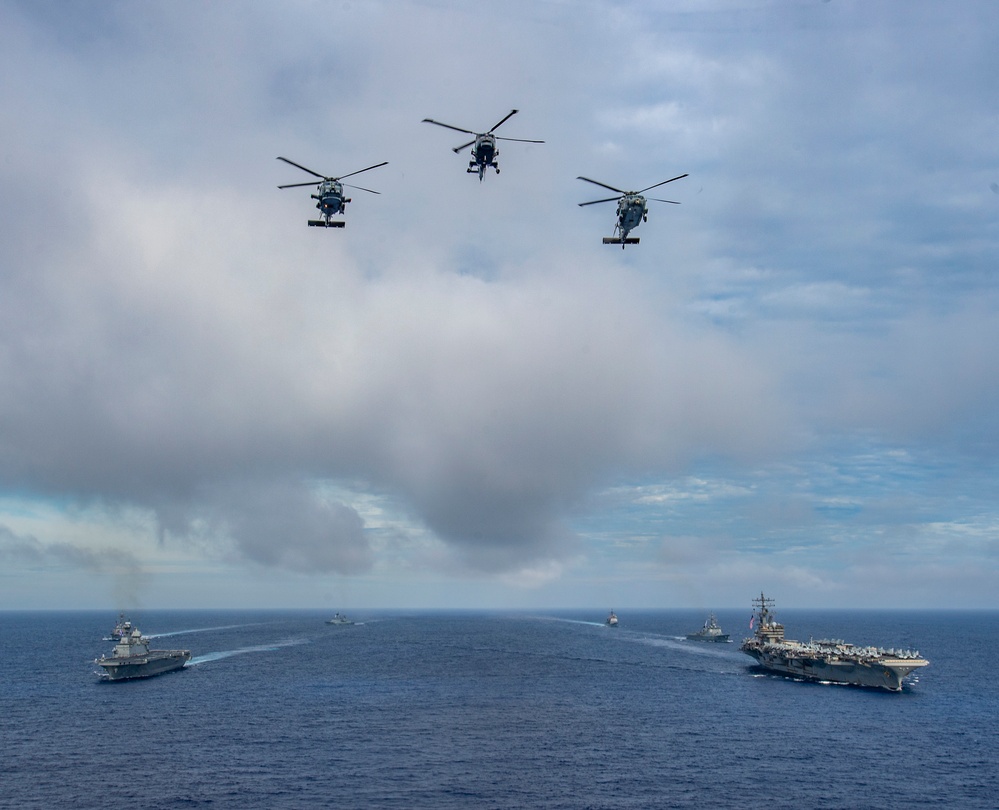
<box><xmin>309</xmin><ymin>220</ymin><xmax>345</xmax><ymax>228</ymax></box>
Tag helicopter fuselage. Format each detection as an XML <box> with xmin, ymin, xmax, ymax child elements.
<box><xmin>472</xmin><ymin>134</ymin><xmax>497</xmax><ymax>165</ymax></box>
<box><xmin>616</xmin><ymin>194</ymin><xmax>648</xmax><ymax>239</ymax></box>
<box><xmin>468</xmin><ymin>134</ymin><xmax>499</xmax><ymax>179</ymax></box>
<box><xmin>312</xmin><ymin>179</ymin><xmax>348</xmax><ymax>220</ymax></box>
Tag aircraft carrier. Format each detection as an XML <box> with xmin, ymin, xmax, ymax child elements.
<box><xmin>740</xmin><ymin>593</ymin><xmax>928</xmax><ymax>692</ymax></box>
<box><xmin>95</xmin><ymin>620</ymin><xmax>191</xmax><ymax>681</ymax></box>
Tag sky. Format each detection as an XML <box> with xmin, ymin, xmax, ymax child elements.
<box><xmin>1</xmin><ymin>0</ymin><xmax>997</xmax><ymax>611</ymax></box>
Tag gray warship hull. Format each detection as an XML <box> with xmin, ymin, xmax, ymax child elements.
<box><xmin>742</xmin><ymin>646</ymin><xmax>925</xmax><ymax>691</ymax></box>
<box><xmin>98</xmin><ymin>650</ymin><xmax>191</xmax><ymax>681</ymax></box>
<box><xmin>95</xmin><ymin>618</ymin><xmax>191</xmax><ymax>681</ymax></box>
<box><xmin>740</xmin><ymin>593</ymin><xmax>928</xmax><ymax>692</ymax></box>
<box><xmin>686</xmin><ymin>613</ymin><xmax>729</xmax><ymax>642</ymax></box>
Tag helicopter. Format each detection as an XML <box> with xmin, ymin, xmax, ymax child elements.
<box><xmin>577</xmin><ymin>173</ymin><xmax>688</xmax><ymax>247</ymax></box>
<box><xmin>421</xmin><ymin>109</ymin><xmax>544</xmax><ymax>181</ymax></box>
<box><xmin>276</xmin><ymin>156</ymin><xmax>388</xmax><ymax>227</ymax></box>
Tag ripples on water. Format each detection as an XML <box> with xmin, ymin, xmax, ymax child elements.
<box><xmin>1</xmin><ymin>610</ymin><xmax>996</xmax><ymax>808</ymax></box>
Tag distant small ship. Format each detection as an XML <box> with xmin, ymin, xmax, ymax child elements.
<box><xmin>102</xmin><ymin>612</ymin><xmax>128</xmax><ymax>642</ymax></box>
<box><xmin>606</xmin><ymin>611</ymin><xmax>618</xmax><ymax>627</ymax></box>
<box><xmin>326</xmin><ymin>613</ymin><xmax>354</xmax><ymax>626</ymax></box>
<box><xmin>686</xmin><ymin>613</ymin><xmax>730</xmax><ymax>642</ymax></box>
<box><xmin>740</xmin><ymin>593</ymin><xmax>929</xmax><ymax>692</ymax></box>
<box><xmin>95</xmin><ymin>620</ymin><xmax>190</xmax><ymax>681</ymax></box>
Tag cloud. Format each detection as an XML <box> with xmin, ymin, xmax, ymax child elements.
<box><xmin>0</xmin><ymin>525</ymin><xmax>138</xmax><ymax>571</ymax></box>
<box><xmin>0</xmin><ymin>221</ymin><xmax>787</xmax><ymax>573</ymax></box>
<box><xmin>0</xmin><ymin>0</ymin><xmax>793</xmax><ymax>582</ymax></box>
<box><xmin>153</xmin><ymin>479</ymin><xmax>372</xmax><ymax>575</ymax></box>
<box><xmin>0</xmin><ymin>524</ymin><xmax>148</xmax><ymax>606</ymax></box>
<box><xmin>2</xmin><ymin>0</ymin><xmax>999</xmax><ymax>605</ymax></box>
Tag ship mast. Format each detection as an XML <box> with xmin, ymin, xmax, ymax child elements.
<box><xmin>750</xmin><ymin>592</ymin><xmax>784</xmax><ymax>642</ymax></box>
<box><xmin>752</xmin><ymin>592</ymin><xmax>775</xmax><ymax>625</ymax></box>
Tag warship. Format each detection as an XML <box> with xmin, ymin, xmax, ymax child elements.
<box><xmin>740</xmin><ymin>593</ymin><xmax>928</xmax><ymax>692</ymax></box>
<box><xmin>325</xmin><ymin>612</ymin><xmax>354</xmax><ymax>626</ymax></box>
<box><xmin>102</xmin><ymin>612</ymin><xmax>128</xmax><ymax>642</ymax></box>
<box><xmin>606</xmin><ymin>611</ymin><xmax>618</xmax><ymax>627</ymax></box>
<box><xmin>686</xmin><ymin>613</ymin><xmax>730</xmax><ymax>642</ymax></box>
<box><xmin>95</xmin><ymin>620</ymin><xmax>191</xmax><ymax>681</ymax></box>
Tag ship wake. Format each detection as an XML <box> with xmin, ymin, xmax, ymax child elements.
<box><xmin>147</xmin><ymin>622</ymin><xmax>270</xmax><ymax>639</ymax></box>
<box><xmin>188</xmin><ymin>638</ymin><xmax>307</xmax><ymax>665</ymax></box>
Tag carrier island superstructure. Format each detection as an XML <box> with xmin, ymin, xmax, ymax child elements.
<box><xmin>740</xmin><ymin>593</ymin><xmax>928</xmax><ymax>692</ymax></box>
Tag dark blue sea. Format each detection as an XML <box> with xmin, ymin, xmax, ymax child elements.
<box><xmin>1</xmin><ymin>609</ymin><xmax>996</xmax><ymax>809</ymax></box>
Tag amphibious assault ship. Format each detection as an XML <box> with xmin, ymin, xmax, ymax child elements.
<box><xmin>740</xmin><ymin>593</ymin><xmax>928</xmax><ymax>692</ymax></box>
<box><xmin>95</xmin><ymin>620</ymin><xmax>191</xmax><ymax>681</ymax></box>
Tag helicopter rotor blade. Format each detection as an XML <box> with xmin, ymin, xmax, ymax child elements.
<box><xmin>495</xmin><ymin>137</ymin><xmax>545</xmax><ymax>144</ymax></box>
<box><xmin>452</xmin><ymin>139</ymin><xmax>477</xmax><ymax>154</ymax></box>
<box><xmin>276</xmin><ymin>156</ymin><xmax>326</xmax><ymax>179</ymax></box>
<box><xmin>578</xmin><ymin>196</ymin><xmax>622</xmax><ymax>207</ymax></box>
<box><xmin>278</xmin><ymin>181</ymin><xmax>323</xmax><ymax>189</ymax></box>
<box><xmin>488</xmin><ymin>109</ymin><xmax>519</xmax><ymax>132</ymax></box>
<box><xmin>648</xmin><ymin>198</ymin><xmax>682</xmax><ymax>204</ymax></box>
<box><xmin>577</xmin><ymin>176</ymin><xmax>628</xmax><ymax>195</ymax></box>
<box><xmin>422</xmin><ymin>118</ymin><xmax>478</xmax><ymax>136</ymax></box>
<box><xmin>342</xmin><ymin>183</ymin><xmax>381</xmax><ymax>195</ymax></box>
<box><xmin>638</xmin><ymin>173</ymin><xmax>689</xmax><ymax>194</ymax></box>
<box><xmin>335</xmin><ymin>161</ymin><xmax>389</xmax><ymax>181</ymax></box>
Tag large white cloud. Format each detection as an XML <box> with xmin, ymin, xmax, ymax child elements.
<box><xmin>2</xmin><ymin>0</ymin><xmax>998</xmax><ymax>599</ymax></box>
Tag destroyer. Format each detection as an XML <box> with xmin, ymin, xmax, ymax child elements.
<box><xmin>325</xmin><ymin>612</ymin><xmax>354</xmax><ymax>626</ymax></box>
<box><xmin>686</xmin><ymin>613</ymin><xmax>730</xmax><ymax>642</ymax></box>
<box><xmin>102</xmin><ymin>612</ymin><xmax>128</xmax><ymax>642</ymax></box>
<box><xmin>606</xmin><ymin>611</ymin><xmax>619</xmax><ymax>627</ymax></box>
<box><xmin>740</xmin><ymin>593</ymin><xmax>928</xmax><ymax>692</ymax></box>
<box><xmin>95</xmin><ymin>620</ymin><xmax>191</xmax><ymax>681</ymax></box>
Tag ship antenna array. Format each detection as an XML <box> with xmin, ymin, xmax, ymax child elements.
<box><xmin>753</xmin><ymin>592</ymin><xmax>776</xmax><ymax>625</ymax></box>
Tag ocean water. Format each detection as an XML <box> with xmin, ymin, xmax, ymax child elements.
<box><xmin>1</xmin><ymin>609</ymin><xmax>996</xmax><ymax>809</ymax></box>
